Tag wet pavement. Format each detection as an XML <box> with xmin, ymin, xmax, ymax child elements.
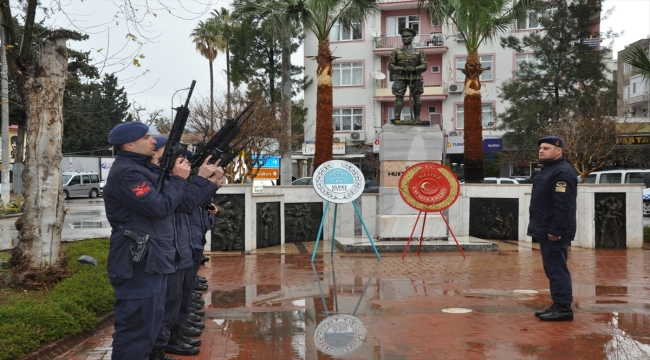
<box><xmin>57</xmin><ymin>240</ymin><xmax>650</xmax><ymax>360</ymax></box>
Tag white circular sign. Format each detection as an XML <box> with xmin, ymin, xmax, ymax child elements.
<box><xmin>314</xmin><ymin>314</ymin><xmax>366</xmax><ymax>356</ymax></box>
<box><xmin>312</xmin><ymin>160</ymin><xmax>365</xmax><ymax>203</ymax></box>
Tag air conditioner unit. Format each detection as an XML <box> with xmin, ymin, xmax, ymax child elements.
<box><xmin>349</xmin><ymin>130</ymin><xmax>365</xmax><ymax>141</ymax></box>
<box><xmin>448</xmin><ymin>83</ymin><xmax>463</xmax><ymax>93</ymax></box>
<box><xmin>333</xmin><ymin>137</ymin><xmax>341</xmax><ymax>142</ymax></box>
<box><xmin>627</xmin><ymin>107</ymin><xmax>636</xmax><ymax>115</ymax></box>
<box><xmin>456</xmin><ymin>33</ymin><xmax>465</xmax><ymax>42</ymax></box>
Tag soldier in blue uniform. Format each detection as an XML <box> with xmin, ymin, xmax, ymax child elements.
<box><xmin>148</xmin><ymin>137</ymin><xmax>222</xmax><ymax>359</ymax></box>
<box><xmin>104</xmin><ymin>122</ymin><xmax>192</xmax><ymax>360</ymax></box>
<box><xmin>528</xmin><ymin>136</ymin><xmax>577</xmax><ymax>321</ymax></box>
<box><xmin>387</xmin><ymin>27</ymin><xmax>427</xmax><ymax>123</ymax></box>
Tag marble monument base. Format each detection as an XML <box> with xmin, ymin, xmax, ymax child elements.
<box><xmin>335</xmin><ymin>235</ymin><xmax>497</xmax><ymax>253</ymax></box>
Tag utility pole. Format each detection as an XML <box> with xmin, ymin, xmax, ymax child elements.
<box><xmin>0</xmin><ymin>26</ymin><xmax>10</xmax><ymax>203</ymax></box>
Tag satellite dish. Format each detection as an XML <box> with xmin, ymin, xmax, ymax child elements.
<box><xmin>370</xmin><ymin>71</ymin><xmax>386</xmax><ymax>80</ymax></box>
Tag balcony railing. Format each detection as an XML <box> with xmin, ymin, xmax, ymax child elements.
<box><xmin>374</xmin><ymin>81</ymin><xmax>446</xmax><ymax>97</ymax></box>
<box><xmin>374</xmin><ymin>33</ymin><xmax>445</xmax><ymax>49</ymax></box>
<box><xmin>582</xmin><ymin>37</ymin><xmax>599</xmax><ymax>49</ymax></box>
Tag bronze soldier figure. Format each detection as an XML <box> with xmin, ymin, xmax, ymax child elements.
<box><xmin>387</xmin><ymin>27</ymin><xmax>428</xmax><ymax>124</ymax></box>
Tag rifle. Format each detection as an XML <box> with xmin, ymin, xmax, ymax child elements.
<box><xmin>156</xmin><ymin>80</ymin><xmax>196</xmax><ymax>191</ymax></box>
<box><xmin>191</xmin><ymin>101</ymin><xmax>255</xmax><ymax>172</ymax></box>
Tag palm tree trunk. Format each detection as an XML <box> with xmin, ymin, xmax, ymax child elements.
<box><xmin>209</xmin><ymin>60</ymin><xmax>214</xmax><ymax>135</ymax></box>
<box><xmin>462</xmin><ymin>53</ymin><xmax>485</xmax><ymax>183</ymax></box>
<box><xmin>280</xmin><ymin>31</ymin><xmax>292</xmax><ymax>185</ymax></box>
<box><xmin>314</xmin><ymin>40</ymin><xmax>334</xmax><ymax>169</ymax></box>
<box><xmin>226</xmin><ymin>45</ymin><xmax>231</xmax><ymax>118</ymax></box>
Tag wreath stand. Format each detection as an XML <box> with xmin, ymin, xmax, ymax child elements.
<box><xmin>401</xmin><ymin>210</ymin><xmax>466</xmax><ymax>259</ymax></box>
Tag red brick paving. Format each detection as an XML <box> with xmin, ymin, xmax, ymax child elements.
<box><xmin>56</xmin><ymin>244</ymin><xmax>650</xmax><ymax>359</ymax></box>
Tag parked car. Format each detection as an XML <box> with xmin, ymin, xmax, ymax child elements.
<box><xmin>292</xmin><ymin>177</ymin><xmax>313</xmax><ymax>185</ymax></box>
<box><xmin>62</xmin><ymin>172</ymin><xmax>101</xmax><ymax>200</ymax></box>
<box><xmin>583</xmin><ymin>169</ymin><xmax>650</xmax><ymax>184</ymax></box>
<box><xmin>483</xmin><ymin>177</ymin><xmax>520</xmax><ymax>184</ymax></box>
<box><xmin>643</xmin><ymin>188</ymin><xmax>650</xmax><ymax>217</ymax></box>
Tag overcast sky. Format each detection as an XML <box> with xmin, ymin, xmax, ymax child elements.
<box><xmin>46</xmin><ymin>0</ymin><xmax>650</xmax><ymax>125</ymax></box>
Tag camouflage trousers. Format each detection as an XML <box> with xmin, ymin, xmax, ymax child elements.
<box><xmin>391</xmin><ymin>78</ymin><xmax>424</xmax><ymax>96</ymax></box>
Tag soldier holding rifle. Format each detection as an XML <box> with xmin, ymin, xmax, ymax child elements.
<box><xmin>388</xmin><ymin>27</ymin><xmax>427</xmax><ymax>124</ymax></box>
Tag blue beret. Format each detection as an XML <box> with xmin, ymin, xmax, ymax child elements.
<box><xmin>108</xmin><ymin>122</ymin><xmax>150</xmax><ymax>145</ymax></box>
<box><xmin>153</xmin><ymin>136</ymin><xmax>168</xmax><ymax>151</ymax></box>
<box><xmin>185</xmin><ymin>150</ymin><xmax>194</xmax><ymax>162</ymax></box>
<box><xmin>538</xmin><ymin>136</ymin><xmax>564</xmax><ymax>148</ymax></box>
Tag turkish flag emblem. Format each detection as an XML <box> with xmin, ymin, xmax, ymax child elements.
<box><xmin>131</xmin><ymin>182</ymin><xmax>151</xmax><ymax>197</ymax></box>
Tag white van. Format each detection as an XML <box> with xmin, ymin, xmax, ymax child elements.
<box><xmin>583</xmin><ymin>169</ymin><xmax>650</xmax><ymax>185</ymax></box>
<box><xmin>62</xmin><ymin>172</ymin><xmax>101</xmax><ymax>199</ymax></box>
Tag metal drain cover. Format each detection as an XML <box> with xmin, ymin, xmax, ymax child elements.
<box><xmin>442</xmin><ymin>308</ymin><xmax>473</xmax><ymax>314</ymax></box>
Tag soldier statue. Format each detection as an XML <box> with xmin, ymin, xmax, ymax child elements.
<box><xmin>387</xmin><ymin>27</ymin><xmax>428</xmax><ymax>124</ymax></box>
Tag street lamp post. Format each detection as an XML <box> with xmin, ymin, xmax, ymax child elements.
<box><xmin>171</xmin><ymin>87</ymin><xmax>191</xmax><ymax>123</ymax></box>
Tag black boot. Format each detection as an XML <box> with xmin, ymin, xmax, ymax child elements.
<box><xmin>165</xmin><ymin>325</ymin><xmax>200</xmax><ymax>355</ymax></box>
<box><xmin>539</xmin><ymin>304</ymin><xmax>573</xmax><ymax>321</ymax></box>
<box><xmin>190</xmin><ymin>302</ymin><xmax>203</xmax><ymax>310</ymax></box>
<box><xmin>172</xmin><ymin>324</ymin><xmax>202</xmax><ymax>346</ymax></box>
<box><xmin>190</xmin><ymin>308</ymin><xmax>205</xmax><ymax>317</ymax></box>
<box><xmin>192</xmin><ymin>297</ymin><xmax>205</xmax><ymax>305</ymax></box>
<box><xmin>180</xmin><ymin>322</ymin><xmax>202</xmax><ymax>337</ymax></box>
<box><xmin>195</xmin><ymin>282</ymin><xmax>208</xmax><ymax>291</ymax></box>
<box><xmin>193</xmin><ymin>290</ymin><xmax>203</xmax><ymax>297</ymax></box>
<box><xmin>535</xmin><ymin>303</ymin><xmax>557</xmax><ymax>318</ymax></box>
<box><xmin>201</xmin><ymin>256</ymin><xmax>209</xmax><ymax>265</ymax></box>
<box><xmin>197</xmin><ymin>276</ymin><xmax>207</xmax><ymax>283</ymax></box>
<box><xmin>187</xmin><ymin>312</ymin><xmax>203</xmax><ymax>322</ymax></box>
<box><xmin>185</xmin><ymin>317</ymin><xmax>206</xmax><ymax>330</ymax></box>
<box><xmin>149</xmin><ymin>347</ymin><xmax>179</xmax><ymax>360</ymax></box>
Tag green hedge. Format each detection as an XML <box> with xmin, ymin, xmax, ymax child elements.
<box><xmin>0</xmin><ymin>239</ymin><xmax>113</xmax><ymax>360</ymax></box>
<box><xmin>645</xmin><ymin>226</ymin><xmax>650</xmax><ymax>242</ymax></box>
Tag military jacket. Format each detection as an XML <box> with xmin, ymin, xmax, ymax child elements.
<box><xmin>527</xmin><ymin>157</ymin><xmax>578</xmax><ymax>240</ymax></box>
<box><xmin>104</xmin><ymin>151</ymin><xmax>189</xmax><ymax>279</ymax></box>
<box><xmin>182</xmin><ymin>181</ymin><xmax>218</xmax><ymax>251</ymax></box>
<box><xmin>387</xmin><ymin>45</ymin><xmax>427</xmax><ymax>81</ymax></box>
<box><xmin>147</xmin><ymin>163</ymin><xmax>215</xmax><ymax>270</ymax></box>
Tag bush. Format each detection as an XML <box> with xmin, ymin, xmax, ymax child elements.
<box><xmin>0</xmin><ymin>239</ymin><xmax>113</xmax><ymax>360</ymax></box>
<box><xmin>645</xmin><ymin>226</ymin><xmax>650</xmax><ymax>242</ymax></box>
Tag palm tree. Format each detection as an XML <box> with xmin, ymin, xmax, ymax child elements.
<box><xmin>623</xmin><ymin>46</ymin><xmax>650</xmax><ymax>80</ymax></box>
<box><xmin>418</xmin><ymin>0</ymin><xmax>537</xmax><ymax>183</ymax></box>
<box><xmin>191</xmin><ymin>19</ymin><xmax>221</xmax><ymax>133</ymax></box>
<box><xmin>212</xmin><ymin>8</ymin><xmax>236</xmax><ymax>118</ymax></box>
<box><xmin>233</xmin><ymin>0</ymin><xmax>300</xmax><ymax>185</ymax></box>
<box><xmin>236</xmin><ymin>0</ymin><xmax>378</xmax><ymax>169</ymax></box>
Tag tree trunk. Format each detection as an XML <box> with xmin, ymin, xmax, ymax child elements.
<box><xmin>226</xmin><ymin>45</ymin><xmax>231</xmax><ymax>119</ymax></box>
<box><xmin>462</xmin><ymin>52</ymin><xmax>485</xmax><ymax>183</ymax></box>
<box><xmin>209</xmin><ymin>60</ymin><xmax>214</xmax><ymax>135</ymax></box>
<box><xmin>9</xmin><ymin>37</ymin><xmax>68</xmax><ymax>285</ymax></box>
<box><xmin>279</xmin><ymin>31</ymin><xmax>292</xmax><ymax>185</ymax></box>
<box><xmin>314</xmin><ymin>40</ymin><xmax>334</xmax><ymax>170</ymax></box>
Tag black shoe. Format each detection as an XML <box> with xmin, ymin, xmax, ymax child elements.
<box><xmin>179</xmin><ymin>332</ymin><xmax>201</xmax><ymax>347</ymax></box>
<box><xmin>187</xmin><ymin>312</ymin><xmax>202</xmax><ymax>322</ymax></box>
<box><xmin>201</xmin><ymin>256</ymin><xmax>209</xmax><ymax>265</ymax></box>
<box><xmin>195</xmin><ymin>282</ymin><xmax>208</xmax><ymax>291</ymax></box>
<box><xmin>180</xmin><ymin>323</ymin><xmax>202</xmax><ymax>337</ymax></box>
<box><xmin>190</xmin><ymin>302</ymin><xmax>203</xmax><ymax>310</ymax></box>
<box><xmin>193</xmin><ymin>290</ymin><xmax>203</xmax><ymax>297</ymax></box>
<box><xmin>185</xmin><ymin>318</ymin><xmax>206</xmax><ymax>329</ymax></box>
<box><xmin>192</xmin><ymin>297</ymin><xmax>205</xmax><ymax>305</ymax></box>
<box><xmin>539</xmin><ymin>304</ymin><xmax>574</xmax><ymax>321</ymax></box>
<box><xmin>165</xmin><ymin>341</ymin><xmax>200</xmax><ymax>355</ymax></box>
<box><xmin>535</xmin><ymin>303</ymin><xmax>557</xmax><ymax>318</ymax></box>
<box><xmin>149</xmin><ymin>347</ymin><xmax>179</xmax><ymax>360</ymax></box>
<box><xmin>197</xmin><ymin>276</ymin><xmax>207</xmax><ymax>284</ymax></box>
<box><xmin>190</xmin><ymin>308</ymin><xmax>205</xmax><ymax>317</ymax></box>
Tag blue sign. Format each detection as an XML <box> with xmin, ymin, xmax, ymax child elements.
<box><xmin>253</xmin><ymin>155</ymin><xmax>280</xmax><ymax>168</ymax></box>
<box><xmin>483</xmin><ymin>138</ymin><xmax>502</xmax><ymax>153</ymax></box>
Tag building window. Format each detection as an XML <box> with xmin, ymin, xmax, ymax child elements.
<box><xmin>517</xmin><ymin>8</ymin><xmax>554</xmax><ymax>29</ymax></box>
<box><xmin>455</xmin><ymin>104</ymin><xmax>494</xmax><ymax>129</ymax></box>
<box><xmin>386</xmin><ymin>15</ymin><xmax>420</xmax><ymax>36</ymax></box>
<box><xmin>625</xmin><ymin>85</ymin><xmax>630</xmax><ymax>99</ymax></box>
<box><xmin>388</xmin><ymin>107</ymin><xmax>412</xmax><ymax>121</ymax></box>
<box><xmin>624</xmin><ymin>62</ymin><xmax>632</xmax><ymax>74</ymax></box>
<box><xmin>333</xmin><ymin>62</ymin><xmax>363</xmax><ymax>86</ymax></box>
<box><xmin>330</xmin><ymin>21</ymin><xmax>362</xmax><ymax>41</ymax></box>
<box><xmin>630</xmin><ymin>75</ymin><xmax>648</xmax><ymax>96</ymax></box>
<box><xmin>333</xmin><ymin>108</ymin><xmax>363</xmax><ymax>131</ymax></box>
<box><xmin>456</xmin><ymin>55</ymin><xmax>493</xmax><ymax>82</ymax></box>
<box><xmin>431</xmin><ymin>65</ymin><xmax>440</xmax><ymax>73</ymax></box>
<box><xmin>515</xmin><ymin>53</ymin><xmax>539</xmax><ymax>75</ymax></box>
<box><xmin>428</xmin><ymin>106</ymin><xmax>437</xmax><ymax>113</ymax></box>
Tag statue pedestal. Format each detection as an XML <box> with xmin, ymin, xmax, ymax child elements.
<box><xmin>377</xmin><ymin>125</ymin><xmax>447</xmax><ymax>240</ymax></box>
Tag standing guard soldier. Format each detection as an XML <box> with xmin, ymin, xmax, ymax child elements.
<box><xmin>103</xmin><ymin>122</ymin><xmax>191</xmax><ymax>360</ymax></box>
<box><xmin>387</xmin><ymin>27</ymin><xmax>427</xmax><ymax>123</ymax></box>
